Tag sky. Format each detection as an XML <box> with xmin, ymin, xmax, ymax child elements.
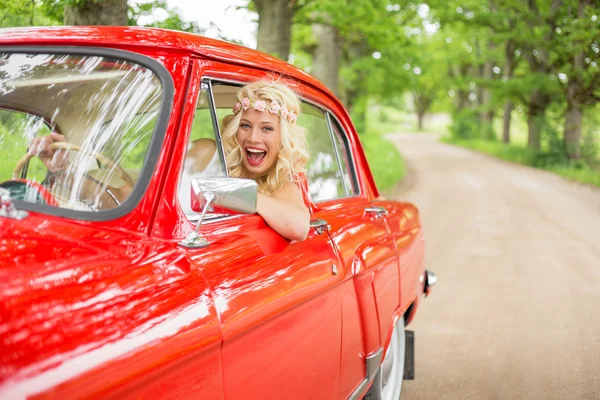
<box><xmin>144</xmin><ymin>0</ymin><xmax>258</xmax><ymax>49</ymax></box>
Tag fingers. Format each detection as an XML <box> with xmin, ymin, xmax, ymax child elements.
<box><xmin>50</xmin><ymin>132</ymin><xmax>65</xmax><ymax>142</ymax></box>
<box><xmin>29</xmin><ymin>135</ymin><xmax>52</xmax><ymax>156</ymax></box>
<box><xmin>29</xmin><ymin>132</ymin><xmax>64</xmax><ymax>156</ymax></box>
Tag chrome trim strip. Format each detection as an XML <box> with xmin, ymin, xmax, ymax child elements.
<box><xmin>326</xmin><ymin>112</ymin><xmax>349</xmax><ymax>196</ymax></box>
<box><xmin>347</xmin><ymin>379</ymin><xmax>369</xmax><ymax>400</ymax></box>
<box><xmin>326</xmin><ymin>112</ymin><xmax>361</xmax><ymax>197</ymax></box>
<box><xmin>347</xmin><ymin>347</ymin><xmax>384</xmax><ymax>400</ymax></box>
<box><xmin>366</xmin><ymin>347</ymin><xmax>384</xmax><ymax>379</ymax></box>
<box><xmin>205</xmin><ymin>79</ymin><xmax>229</xmax><ymax>177</ymax></box>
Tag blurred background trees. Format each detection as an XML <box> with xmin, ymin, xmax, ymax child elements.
<box><xmin>1</xmin><ymin>0</ymin><xmax>598</xmax><ymax>187</ymax></box>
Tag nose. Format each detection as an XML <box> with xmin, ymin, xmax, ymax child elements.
<box><xmin>248</xmin><ymin>126</ymin><xmax>262</xmax><ymax>143</ymax></box>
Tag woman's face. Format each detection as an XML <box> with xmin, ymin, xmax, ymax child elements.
<box><xmin>236</xmin><ymin>107</ymin><xmax>282</xmax><ymax>179</ymax></box>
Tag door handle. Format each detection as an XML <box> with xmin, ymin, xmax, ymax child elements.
<box><xmin>364</xmin><ymin>206</ymin><xmax>388</xmax><ymax>218</ymax></box>
<box><xmin>310</xmin><ymin>219</ymin><xmax>330</xmax><ymax>234</ymax></box>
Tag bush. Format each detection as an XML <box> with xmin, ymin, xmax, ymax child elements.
<box><xmin>449</xmin><ymin>109</ymin><xmax>496</xmax><ymax>140</ymax></box>
<box><xmin>449</xmin><ymin>109</ymin><xmax>480</xmax><ymax>140</ymax></box>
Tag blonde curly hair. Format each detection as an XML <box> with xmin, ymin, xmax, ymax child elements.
<box><xmin>221</xmin><ymin>80</ymin><xmax>309</xmax><ymax>195</ymax></box>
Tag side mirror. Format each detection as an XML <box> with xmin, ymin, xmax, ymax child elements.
<box><xmin>181</xmin><ymin>177</ymin><xmax>257</xmax><ymax>248</ymax></box>
<box><xmin>190</xmin><ymin>177</ymin><xmax>257</xmax><ymax>214</ymax></box>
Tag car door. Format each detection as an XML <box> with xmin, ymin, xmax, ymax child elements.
<box><xmin>302</xmin><ymin>108</ymin><xmax>402</xmax><ymax>397</ymax></box>
<box><xmin>158</xmin><ymin>69</ymin><xmax>345</xmax><ymax>399</ymax></box>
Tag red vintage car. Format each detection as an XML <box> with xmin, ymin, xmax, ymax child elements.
<box><xmin>0</xmin><ymin>27</ymin><xmax>435</xmax><ymax>400</ymax></box>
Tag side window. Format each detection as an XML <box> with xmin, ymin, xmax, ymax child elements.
<box><xmin>299</xmin><ymin>102</ymin><xmax>346</xmax><ymax>202</ymax></box>
<box><xmin>328</xmin><ymin>115</ymin><xmax>359</xmax><ymax>196</ymax></box>
<box><xmin>177</xmin><ymin>85</ymin><xmax>228</xmax><ymax>218</ymax></box>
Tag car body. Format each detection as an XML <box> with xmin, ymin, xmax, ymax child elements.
<box><xmin>0</xmin><ymin>27</ymin><xmax>433</xmax><ymax>399</ymax></box>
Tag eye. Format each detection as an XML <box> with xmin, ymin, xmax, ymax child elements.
<box><xmin>262</xmin><ymin>126</ymin><xmax>274</xmax><ymax>132</ymax></box>
<box><xmin>240</xmin><ymin>123</ymin><xmax>251</xmax><ymax>129</ymax></box>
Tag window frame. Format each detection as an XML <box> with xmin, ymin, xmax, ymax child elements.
<box><xmin>325</xmin><ymin>112</ymin><xmax>361</xmax><ymax>199</ymax></box>
<box><xmin>182</xmin><ymin>76</ymin><xmax>362</xmax><ymax>221</ymax></box>
<box><xmin>0</xmin><ymin>46</ymin><xmax>174</xmax><ymax>222</ymax></box>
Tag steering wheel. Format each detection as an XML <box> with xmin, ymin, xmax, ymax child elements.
<box><xmin>13</xmin><ymin>141</ymin><xmax>136</xmax><ymax>210</ymax></box>
<box><xmin>14</xmin><ymin>141</ymin><xmax>136</xmax><ymax>187</ymax></box>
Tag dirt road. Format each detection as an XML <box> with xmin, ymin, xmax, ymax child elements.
<box><xmin>387</xmin><ymin>133</ymin><xmax>600</xmax><ymax>400</ymax></box>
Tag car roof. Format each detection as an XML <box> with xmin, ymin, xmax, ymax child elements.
<box><xmin>0</xmin><ymin>26</ymin><xmax>334</xmax><ymax>99</ymax></box>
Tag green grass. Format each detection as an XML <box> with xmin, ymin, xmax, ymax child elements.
<box><xmin>361</xmin><ymin>133</ymin><xmax>406</xmax><ymax>192</ymax></box>
<box><xmin>443</xmin><ymin>137</ymin><xmax>600</xmax><ymax>188</ymax></box>
<box><xmin>546</xmin><ymin>164</ymin><xmax>600</xmax><ymax>187</ymax></box>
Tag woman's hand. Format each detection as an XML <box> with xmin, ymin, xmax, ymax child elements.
<box><xmin>29</xmin><ymin>132</ymin><xmax>68</xmax><ymax>172</ymax></box>
<box><xmin>256</xmin><ymin>181</ymin><xmax>310</xmax><ymax>242</ymax></box>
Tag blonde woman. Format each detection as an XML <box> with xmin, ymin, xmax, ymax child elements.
<box><xmin>220</xmin><ymin>80</ymin><xmax>310</xmax><ymax>241</ymax></box>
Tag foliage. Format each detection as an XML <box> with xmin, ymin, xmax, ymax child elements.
<box><xmin>444</xmin><ymin>137</ymin><xmax>600</xmax><ymax>187</ymax></box>
<box><xmin>449</xmin><ymin>109</ymin><xmax>482</xmax><ymax>140</ymax></box>
<box><xmin>128</xmin><ymin>0</ymin><xmax>204</xmax><ymax>33</ymax></box>
<box><xmin>361</xmin><ymin>134</ymin><xmax>405</xmax><ymax>192</ymax></box>
<box><xmin>0</xmin><ymin>0</ymin><xmax>61</xmax><ymax>27</ymax></box>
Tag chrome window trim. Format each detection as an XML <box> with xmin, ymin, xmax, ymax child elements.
<box><xmin>325</xmin><ymin>112</ymin><xmax>349</xmax><ymax>196</ymax></box>
<box><xmin>325</xmin><ymin>112</ymin><xmax>361</xmax><ymax>197</ymax></box>
<box><xmin>204</xmin><ymin>79</ymin><xmax>229</xmax><ymax>177</ymax></box>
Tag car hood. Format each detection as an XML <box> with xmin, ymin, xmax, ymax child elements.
<box><xmin>0</xmin><ymin>214</ymin><xmax>195</xmax><ymax>386</ymax></box>
<box><xmin>0</xmin><ymin>213</ymin><xmax>164</xmax><ymax>307</ymax></box>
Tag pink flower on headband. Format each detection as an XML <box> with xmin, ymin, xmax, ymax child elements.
<box><xmin>280</xmin><ymin>107</ymin><xmax>289</xmax><ymax>120</ymax></box>
<box><xmin>288</xmin><ymin>110</ymin><xmax>297</xmax><ymax>123</ymax></box>
<box><xmin>269</xmin><ymin>101</ymin><xmax>281</xmax><ymax>114</ymax></box>
<box><xmin>241</xmin><ymin>97</ymin><xmax>251</xmax><ymax>110</ymax></box>
<box><xmin>254</xmin><ymin>100</ymin><xmax>267</xmax><ymax>112</ymax></box>
<box><xmin>233</xmin><ymin>102</ymin><xmax>242</xmax><ymax>113</ymax></box>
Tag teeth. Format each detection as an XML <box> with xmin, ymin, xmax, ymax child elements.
<box><xmin>247</xmin><ymin>148</ymin><xmax>265</xmax><ymax>153</ymax></box>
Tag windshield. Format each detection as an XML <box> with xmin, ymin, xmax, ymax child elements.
<box><xmin>0</xmin><ymin>52</ymin><xmax>163</xmax><ymax>213</ymax></box>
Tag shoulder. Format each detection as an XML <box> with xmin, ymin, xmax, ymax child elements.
<box><xmin>272</xmin><ymin>179</ymin><xmax>306</xmax><ymax>208</ymax></box>
<box><xmin>186</xmin><ymin>138</ymin><xmax>217</xmax><ymax>173</ymax></box>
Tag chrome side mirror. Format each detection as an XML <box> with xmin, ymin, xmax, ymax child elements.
<box><xmin>179</xmin><ymin>178</ymin><xmax>257</xmax><ymax>248</ymax></box>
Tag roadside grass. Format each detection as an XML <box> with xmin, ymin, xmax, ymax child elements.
<box><xmin>442</xmin><ymin>137</ymin><xmax>600</xmax><ymax>188</ymax></box>
<box><xmin>361</xmin><ymin>133</ymin><xmax>406</xmax><ymax>192</ymax></box>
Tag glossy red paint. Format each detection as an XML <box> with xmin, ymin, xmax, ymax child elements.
<box><xmin>0</xmin><ymin>27</ymin><xmax>431</xmax><ymax>399</ymax></box>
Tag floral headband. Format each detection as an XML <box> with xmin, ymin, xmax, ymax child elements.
<box><xmin>233</xmin><ymin>97</ymin><xmax>297</xmax><ymax>124</ymax></box>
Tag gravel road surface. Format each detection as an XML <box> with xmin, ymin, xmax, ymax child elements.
<box><xmin>387</xmin><ymin>133</ymin><xmax>600</xmax><ymax>400</ymax></box>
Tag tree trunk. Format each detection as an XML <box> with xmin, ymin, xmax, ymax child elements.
<box><xmin>563</xmin><ymin>102</ymin><xmax>583</xmax><ymax>159</ymax></box>
<box><xmin>417</xmin><ymin>111</ymin><xmax>425</xmax><ymax>131</ymax></box>
<box><xmin>254</xmin><ymin>0</ymin><xmax>293</xmax><ymax>61</ymax></box>
<box><xmin>480</xmin><ymin>1</ymin><xmax>496</xmax><ymax>132</ymax></box>
<box><xmin>64</xmin><ymin>0</ymin><xmax>128</xmax><ymax>26</ymax></box>
<box><xmin>562</xmin><ymin>0</ymin><xmax>587</xmax><ymax>160</ymax></box>
<box><xmin>502</xmin><ymin>39</ymin><xmax>516</xmax><ymax>144</ymax></box>
<box><xmin>502</xmin><ymin>100</ymin><xmax>513</xmax><ymax>143</ymax></box>
<box><xmin>310</xmin><ymin>23</ymin><xmax>341</xmax><ymax>96</ymax></box>
<box><xmin>526</xmin><ymin>89</ymin><xmax>550</xmax><ymax>151</ymax></box>
<box><xmin>455</xmin><ymin>90</ymin><xmax>468</xmax><ymax>112</ymax></box>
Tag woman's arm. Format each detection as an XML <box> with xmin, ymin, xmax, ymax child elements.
<box><xmin>256</xmin><ymin>180</ymin><xmax>310</xmax><ymax>241</ymax></box>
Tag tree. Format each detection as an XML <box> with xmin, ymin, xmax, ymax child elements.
<box><xmin>1</xmin><ymin>0</ymin><xmax>61</xmax><ymax>27</ymax></box>
<box><xmin>554</xmin><ymin>0</ymin><xmax>600</xmax><ymax>159</ymax></box>
<box><xmin>64</xmin><ymin>0</ymin><xmax>128</xmax><ymax>25</ymax></box>
<box><xmin>291</xmin><ymin>0</ymin><xmax>418</xmax><ymax>131</ymax></box>
<box><xmin>252</xmin><ymin>0</ymin><xmax>301</xmax><ymax>60</ymax></box>
<box><xmin>129</xmin><ymin>0</ymin><xmax>204</xmax><ymax>33</ymax></box>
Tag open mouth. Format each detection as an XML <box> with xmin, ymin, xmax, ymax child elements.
<box><xmin>245</xmin><ymin>147</ymin><xmax>267</xmax><ymax>166</ymax></box>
